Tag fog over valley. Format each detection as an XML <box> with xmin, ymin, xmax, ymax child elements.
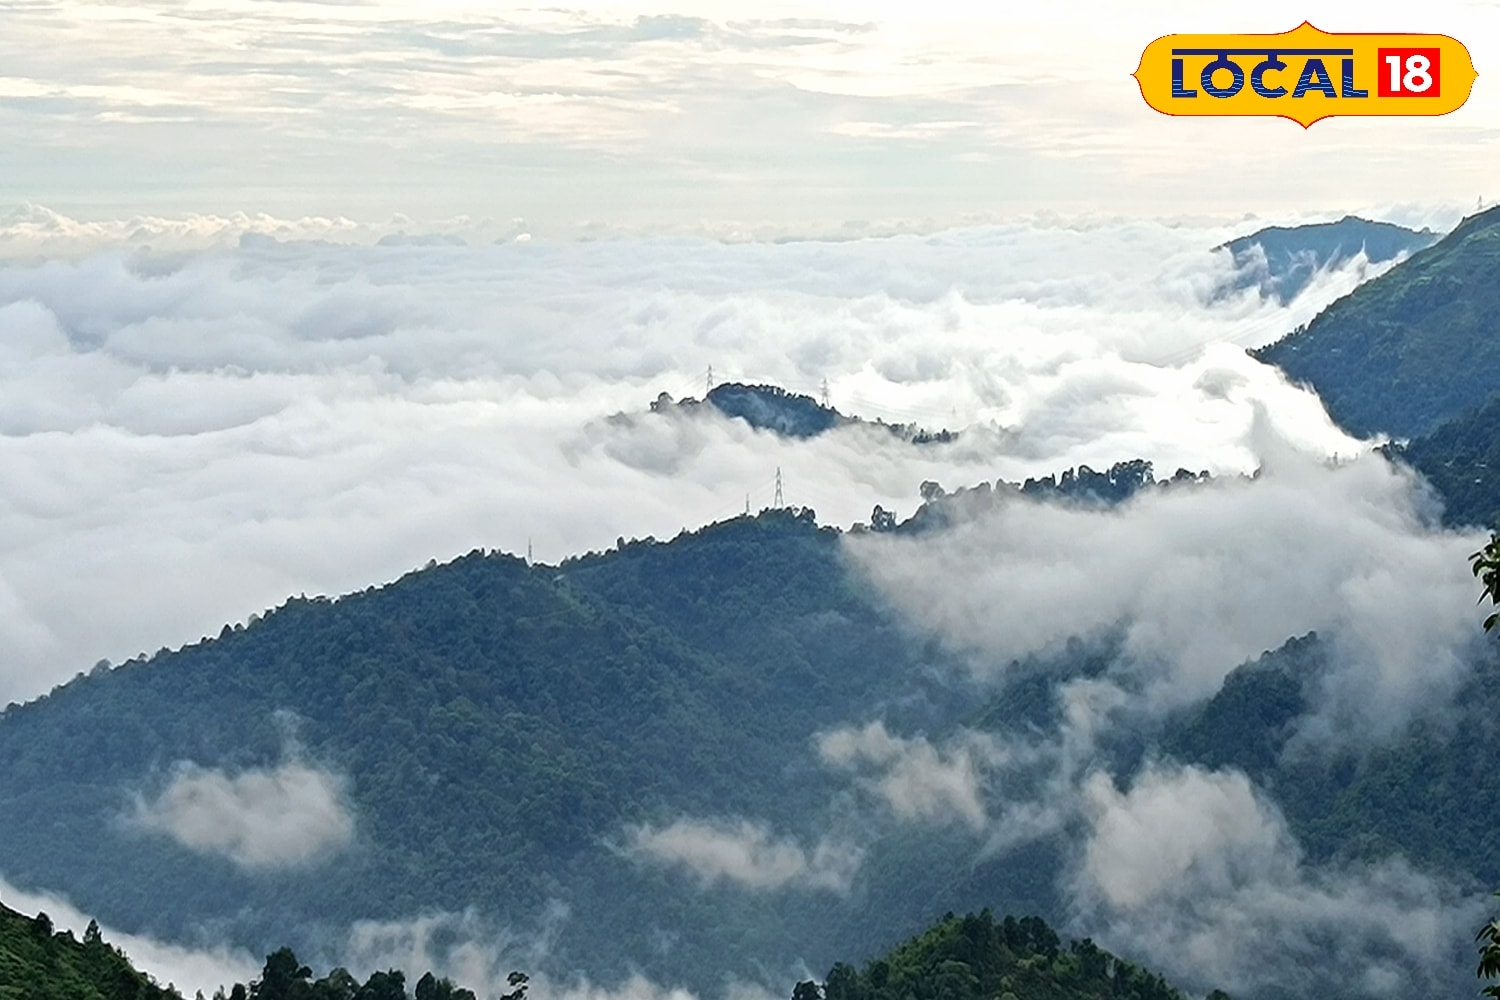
<box><xmin>0</xmin><ymin>213</ymin><xmax>1396</xmax><ymax>705</ymax></box>
<box><xmin>4</xmin><ymin>203</ymin><xmax>1499</xmax><ymax>1000</ymax></box>
<box><xmin>5</xmin><ymin>3</ymin><xmax>1500</xmax><ymax>999</ymax></box>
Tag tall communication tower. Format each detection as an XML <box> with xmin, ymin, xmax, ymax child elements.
<box><xmin>820</xmin><ymin>377</ymin><xmax>830</xmax><ymax>408</ymax></box>
<box><xmin>773</xmin><ymin>467</ymin><xmax>784</xmax><ymax>508</ymax></box>
<box><xmin>706</xmin><ymin>365</ymin><xmax>715</xmax><ymax>396</ymax></box>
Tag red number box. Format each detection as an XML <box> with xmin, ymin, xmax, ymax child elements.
<box><xmin>1377</xmin><ymin>47</ymin><xmax>1442</xmax><ymax>97</ymax></box>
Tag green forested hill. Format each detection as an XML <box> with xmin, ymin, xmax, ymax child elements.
<box><xmin>0</xmin><ymin>903</ymin><xmax>175</xmax><ymax>1000</ymax></box>
<box><xmin>669</xmin><ymin>382</ymin><xmax>956</xmax><ymax>445</ymax></box>
<box><xmin>1163</xmin><ymin>632</ymin><xmax>1500</xmax><ymax>884</ymax></box>
<box><xmin>1391</xmin><ymin>390</ymin><xmax>1500</xmax><ymax>529</ymax></box>
<box><xmin>810</xmin><ymin>910</ymin><xmax>1197</xmax><ymax>1000</ymax></box>
<box><xmin>0</xmin><ymin>510</ymin><xmax>1003</xmax><ymax>990</ymax></box>
<box><xmin>1254</xmin><ymin>206</ymin><xmax>1500</xmax><ymax>439</ymax></box>
<box><xmin>0</xmin><ymin>497</ymin><xmax>1492</xmax><ymax>999</ymax></box>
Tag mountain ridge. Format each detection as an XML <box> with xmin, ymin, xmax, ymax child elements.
<box><xmin>1254</xmin><ymin>205</ymin><xmax>1500</xmax><ymax>439</ymax></box>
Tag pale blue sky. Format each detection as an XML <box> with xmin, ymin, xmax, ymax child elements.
<box><xmin>2</xmin><ymin>0</ymin><xmax>1497</xmax><ymax>233</ymax></box>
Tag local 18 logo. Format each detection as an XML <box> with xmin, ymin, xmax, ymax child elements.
<box><xmin>1133</xmin><ymin>21</ymin><xmax>1476</xmax><ymax>126</ymax></box>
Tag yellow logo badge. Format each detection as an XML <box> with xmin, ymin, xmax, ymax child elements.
<box><xmin>1133</xmin><ymin>21</ymin><xmax>1476</xmax><ymax>127</ymax></box>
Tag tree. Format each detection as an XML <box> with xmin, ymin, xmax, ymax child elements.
<box><xmin>1473</xmin><ymin>531</ymin><xmax>1500</xmax><ymax>632</ymax></box>
<box><xmin>1480</xmin><ymin>894</ymin><xmax>1500</xmax><ymax>996</ymax></box>
<box><xmin>252</xmin><ymin>947</ymin><xmax>313</xmax><ymax>1000</ymax></box>
<box><xmin>353</xmin><ymin>969</ymin><xmax>404</xmax><ymax>1000</ymax></box>
<box><xmin>1477</xmin><ymin>529</ymin><xmax>1500</xmax><ymax>999</ymax></box>
<box><xmin>499</xmin><ymin>972</ymin><xmax>528</xmax><ymax>1000</ymax></box>
<box><xmin>414</xmin><ymin>971</ymin><xmax>477</xmax><ymax>1000</ymax></box>
<box><xmin>791</xmin><ymin>981</ymin><xmax>823</xmax><ymax>1000</ymax></box>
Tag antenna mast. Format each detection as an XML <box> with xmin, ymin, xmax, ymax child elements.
<box><xmin>773</xmin><ymin>467</ymin><xmax>784</xmax><ymax>508</ymax></box>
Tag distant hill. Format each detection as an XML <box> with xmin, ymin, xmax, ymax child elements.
<box><xmin>661</xmin><ymin>382</ymin><xmax>957</xmax><ymax>444</ymax></box>
<box><xmin>0</xmin><ymin>901</ymin><xmax>176</xmax><ymax>1000</ymax></box>
<box><xmin>1254</xmin><ymin>206</ymin><xmax>1500</xmax><ymax>439</ymax></box>
<box><xmin>1216</xmin><ymin>215</ymin><xmax>1437</xmax><ymax>304</ymax></box>
<box><xmin>887</xmin><ymin>460</ymin><xmax>1210</xmax><ymax>535</ymax></box>
<box><xmin>811</xmin><ymin>910</ymin><xmax>1194</xmax><ymax>1000</ymax></box>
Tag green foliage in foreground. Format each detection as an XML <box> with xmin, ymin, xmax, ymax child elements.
<box><xmin>1471</xmin><ymin>531</ymin><xmax>1500</xmax><ymax>634</ymax></box>
<box><xmin>1479</xmin><ymin>895</ymin><xmax>1500</xmax><ymax>997</ymax></box>
<box><xmin>0</xmin><ymin>899</ymin><xmax>521</xmax><ymax>1000</ymax></box>
<box><xmin>213</xmin><ymin>945</ymin><xmax>521</xmax><ymax>1000</ymax></box>
<box><xmin>0</xmin><ymin>901</ymin><xmax>172</xmax><ymax>1000</ymax></box>
<box><xmin>803</xmin><ymin>910</ymin><xmax>1201</xmax><ymax>1000</ymax></box>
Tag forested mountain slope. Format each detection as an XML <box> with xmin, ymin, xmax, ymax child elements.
<box><xmin>1391</xmin><ymin>390</ymin><xmax>1500</xmax><ymax>529</ymax></box>
<box><xmin>0</xmin><ymin>510</ymin><xmax>1008</xmax><ymax>990</ymax></box>
<box><xmin>1255</xmin><ymin>205</ymin><xmax>1500</xmax><ymax>439</ymax></box>
<box><xmin>1163</xmin><ymin>632</ymin><xmax>1500</xmax><ymax>884</ymax></box>
<box><xmin>1</xmin><ymin>487</ymin><xmax>1493</xmax><ymax>998</ymax></box>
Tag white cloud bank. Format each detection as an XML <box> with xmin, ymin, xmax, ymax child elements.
<box><xmin>846</xmin><ymin>441</ymin><xmax>1488</xmax><ymax>740</ymax></box>
<box><xmin>626</xmin><ymin>818</ymin><xmax>862</xmax><ymax>892</ymax></box>
<box><xmin>816</xmin><ymin>721</ymin><xmax>1001</xmax><ymax>829</ymax></box>
<box><xmin>1074</xmin><ymin>763</ymin><xmax>1486</xmax><ymax>999</ymax></box>
<box><xmin>836</xmin><ymin>430</ymin><xmax>1496</xmax><ymax>998</ymax></box>
<box><xmin>0</xmin><ymin>217</ymin><xmax>1394</xmax><ymax>706</ymax></box>
<box><xmin>129</xmin><ymin>760</ymin><xmax>354</xmax><ymax>869</ymax></box>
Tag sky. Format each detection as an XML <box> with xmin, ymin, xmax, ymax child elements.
<box><xmin>4</xmin><ymin>3</ymin><xmax>1500</xmax><ymax>999</ymax></box>
<box><xmin>0</xmin><ymin>0</ymin><xmax>1497</xmax><ymax>233</ymax></box>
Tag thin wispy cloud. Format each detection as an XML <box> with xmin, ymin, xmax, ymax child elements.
<box><xmin>625</xmin><ymin>818</ymin><xmax>862</xmax><ymax>891</ymax></box>
<box><xmin>1</xmin><ymin>2</ymin><xmax>1496</xmax><ymax>225</ymax></box>
<box><xmin>128</xmin><ymin>759</ymin><xmax>355</xmax><ymax>870</ymax></box>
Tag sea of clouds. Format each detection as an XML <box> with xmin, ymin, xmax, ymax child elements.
<box><xmin>2</xmin><ymin>206</ymin><xmax>1490</xmax><ymax>1000</ymax></box>
<box><xmin>0</xmin><ymin>208</ymin><xmax>1402</xmax><ymax>707</ymax></box>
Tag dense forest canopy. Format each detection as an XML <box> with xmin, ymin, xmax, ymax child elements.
<box><xmin>1255</xmin><ymin>205</ymin><xmax>1500</xmax><ymax>439</ymax></box>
